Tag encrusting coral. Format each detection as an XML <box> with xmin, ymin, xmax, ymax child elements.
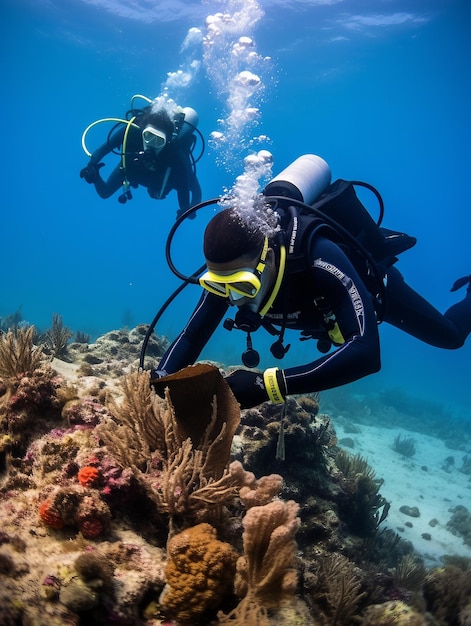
<box><xmin>160</xmin><ymin>522</ymin><xmax>238</xmax><ymax>623</ymax></box>
<box><xmin>360</xmin><ymin>600</ymin><xmax>428</xmax><ymax>625</ymax></box>
<box><xmin>39</xmin><ymin>484</ymin><xmax>111</xmax><ymax>538</ymax></box>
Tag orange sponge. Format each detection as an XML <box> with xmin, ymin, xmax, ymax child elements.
<box><xmin>161</xmin><ymin>523</ymin><xmax>237</xmax><ymax>621</ymax></box>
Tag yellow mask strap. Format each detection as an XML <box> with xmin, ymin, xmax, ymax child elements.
<box><xmin>256</xmin><ymin>236</ymin><xmax>269</xmax><ymax>272</ymax></box>
<box><xmin>260</xmin><ymin>244</ymin><xmax>286</xmax><ymax>317</ymax></box>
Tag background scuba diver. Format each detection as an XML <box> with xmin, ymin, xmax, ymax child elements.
<box><xmin>151</xmin><ymin>154</ymin><xmax>471</xmax><ymax>409</ymax></box>
<box><xmin>80</xmin><ymin>97</ymin><xmax>202</xmax><ymax>217</ymax></box>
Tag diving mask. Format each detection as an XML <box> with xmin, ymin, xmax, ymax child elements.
<box><xmin>200</xmin><ymin>237</ymin><xmax>269</xmax><ymax>300</ymax></box>
<box><xmin>142</xmin><ymin>125</ymin><xmax>167</xmax><ymax>153</ymax></box>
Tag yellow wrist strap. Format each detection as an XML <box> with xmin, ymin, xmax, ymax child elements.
<box><xmin>328</xmin><ymin>322</ymin><xmax>345</xmax><ymax>345</ymax></box>
<box><xmin>263</xmin><ymin>367</ymin><xmax>285</xmax><ymax>403</ymax></box>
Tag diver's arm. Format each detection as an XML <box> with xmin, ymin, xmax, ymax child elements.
<box><xmin>157</xmin><ymin>291</ymin><xmax>229</xmax><ymax>374</ymax></box>
<box><xmin>282</xmin><ymin>237</ymin><xmax>381</xmax><ymax>396</ymax></box>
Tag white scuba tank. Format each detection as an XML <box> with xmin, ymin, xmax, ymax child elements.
<box><xmin>263</xmin><ymin>154</ymin><xmax>331</xmax><ymax>205</ymax></box>
<box><xmin>178</xmin><ymin>107</ymin><xmax>199</xmax><ymax>139</ymax></box>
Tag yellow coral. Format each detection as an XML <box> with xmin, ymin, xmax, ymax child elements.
<box><xmin>160</xmin><ymin>523</ymin><xmax>237</xmax><ymax>622</ymax></box>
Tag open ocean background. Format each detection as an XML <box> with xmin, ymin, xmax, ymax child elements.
<box><xmin>2</xmin><ymin>0</ymin><xmax>470</xmax><ymax>418</ymax></box>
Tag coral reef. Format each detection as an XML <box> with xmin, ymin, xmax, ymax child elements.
<box><xmin>423</xmin><ymin>563</ymin><xmax>471</xmax><ymax>626</ymax></box>
<box><xmin>1</xmin><ymin>325</ymin><xmax>468</xmax><ymax>625</ymax></box>
<box><xmin>67</xmin><ymin>324</ymin><xmax>168</xmax><ymax>377</ymax></box>
<box><xmin>232</xmin><ymin>395</ymin><xmax>338</xmax><ymax>504</ymax></box>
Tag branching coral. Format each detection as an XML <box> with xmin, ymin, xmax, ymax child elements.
<box><xmin>423</xmin><ymin>564</ymin><xmax>471</xmax><ymax>625</ymax></box>
<box><xmin>0</xmin><ymin>326</ymin><xmax>48</xmax><ymax>382</ymax></box>
<box><xmin>160</xmin><ymin>522</ymin><xmax>238</xmax><ymax>623</ymax></box>
<box><xmin>0</xmin><ymin>326</ymin><xmax>61</xmax><ymax>460</ymax></box>
<box><xmin>218</xmin><ymin>498</ymin><xmax>301</xmax><ymax>625</ymax></box>
<box><xmin>392</xmin><ymin>555</ymin><xmax>427</xmax><ymax>592</ymax></box>
<box><xmin>314</xmin><ymin>553</ymin><xmax>366</xmax><ymax>625</ymax></box>
<box><xmin>335</xmin><ymin>449</ymin><xmax>390</xmax><ymax>537</ymax></box>
<box><xmin>392</xmin><ymin>434</ymin><xmax>416</xmax><ymax>458</ymax></box>
<box><xmin>99</xmin><ymin>366</ymin><xmax>251</xmax><ymax>532</ymax></box>
<box><xmin>43</xmin><ymin>313</ymin><xmax>74</xmax><ymax>358</ymax></box>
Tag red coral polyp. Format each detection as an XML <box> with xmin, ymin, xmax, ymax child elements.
<box><xmin>78</xmin><ymin>466</ymin><xmax>101</xmax><ymax>487</ymax></box>
<box><xmin>39</xmin><ymin>500</ymin><xmax>64</xmax><ymax>530</ymax></box>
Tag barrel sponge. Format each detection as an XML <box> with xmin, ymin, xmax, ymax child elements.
<box><xmin>160</xmin><ymin>523</ymin><xmax>238</xmax><ymax>621</ymax></box>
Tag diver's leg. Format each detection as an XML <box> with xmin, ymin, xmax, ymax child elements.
<box><xmin>93</xmin><ymin>165</ymin><xmax>124</xmax><ymax>199</ymax></box>
<box><xmin>383</xmin><ymin>266</ymin><xmax>471</xmax><ymax>349</ymax></box>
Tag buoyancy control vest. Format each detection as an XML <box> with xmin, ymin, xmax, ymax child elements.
<box><xmin>259</xmin><ymin>160</ymin><xmax>417</xmax><ymax>353</ymax></box>
<box><xmin>264</xmin><ymin>154</ymin><xmax>416</xmax><ymax>269</ymax></box>
<box><xmin>266</xmin><ymin>180</ymin><xmax>416</xmax><ymax>330</ymax></box>
<box><xmin>270</xmin><ymin>180</ymin><xmax>414</xmax><ymax>269</ymax></box>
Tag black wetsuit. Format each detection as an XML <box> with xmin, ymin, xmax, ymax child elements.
<box><xmin>157</xmin><ymin>233</ymin><xmax>471</xmax><ymax>397</ymax></box>
<box><xmin>88</xmin><ymin>125</ymin><xmax>202</xmax><ymax>214</ymax></box>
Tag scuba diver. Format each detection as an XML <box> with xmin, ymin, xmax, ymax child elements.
<box><xmin>80</xmin><ymin>95</ymin><xmax>203</xmax><ymax>218</ymax></box>
<box><xmin>150</xmin><ymin>154</ymin><xmax>471</xmax><ymax>409</ymax></box>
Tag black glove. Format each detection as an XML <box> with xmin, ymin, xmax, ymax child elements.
<box><xmin>80</xmin><ymin>162</ymin><xmax>104</xmax><ymax>184</ymax></box>
<box><xmin>225</xmin><ymin>369</ymin><xmax>268</xmax><ymax>409</ymax></box>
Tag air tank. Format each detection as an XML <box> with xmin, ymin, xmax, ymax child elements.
<box><xmin>178</xmin><ymin>106</ymin><xmax>199</xmax><ymax>138</ymax></box>
<box><xmin>263</xmin><ymin>154</ymin><xmax>331</xmax><ymax>205</ymax></box>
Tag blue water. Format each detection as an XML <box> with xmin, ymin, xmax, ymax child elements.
<box><xmin>2</xmin><ymin>0</ymin><xmax>470</xmax><ymax>415</ymax></box>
